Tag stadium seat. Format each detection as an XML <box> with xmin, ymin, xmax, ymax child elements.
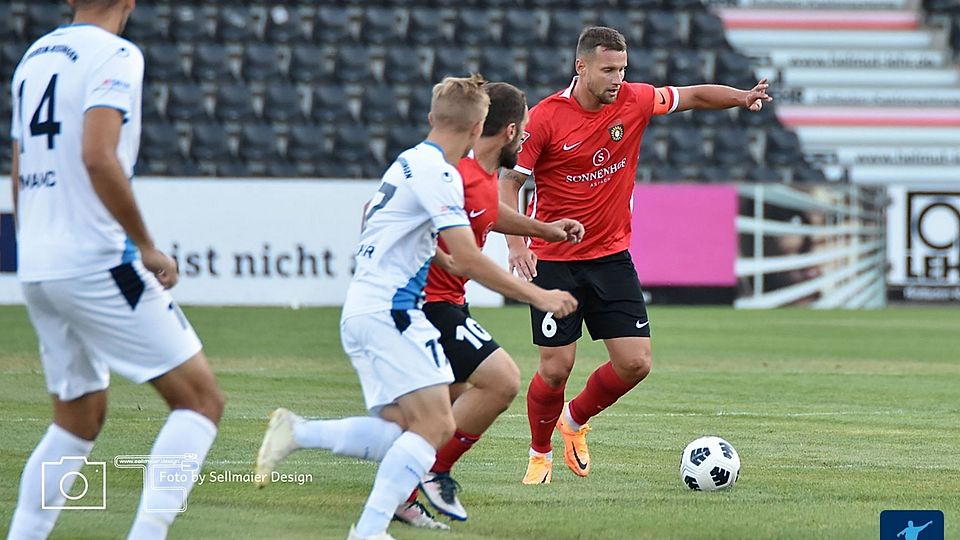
<box><xmin>712</xmin><ymin>127</ymin><xmax>754</xmax><ymax>168</ymax></box>
<box><xmin>643</xmin><ymin>11</ymin><xmax>681</xmax><ymax>49</ymax></box>
<box><xmin>689</xmin><ymin>12</ymin><xmax>727</xmax><ymax>49</ymax></box>
<box><xmin>737</xmin><ymin>104</ymin><xmax>778</xmax><ymax>128</ymax></box>
<box><xmin>715</xmin><ymin>49</ymin><xmax>758</xmax><ymax>89</ymax></box>
<box><xmin>191</xmin><ymin>123</ymin><xmax>233</xmax><ymax>162</ymax></box>
<box><xmin>666</xmin><ymin>49</ymin><xmax>705</xmax><ymax>86</ymax></box>
<box><xmin>692</xmin><ymin>109</ymin><xmax>734</xmax><ymax>128</ymax></box>
<box><xmin>335</xmin><ymin>45</ymin><xmax>372</xmax><ymax>83</ymax></box>
<box><xmin>765</xmin><ymin>128</ymin><xmax>804</xmax><ymax>166</ymax></box>
<box><xmin>479</xmin><ymin>47</ymin><xmax>520</xmax><ymax>84</ymax></box>
<box><xmin>217</xmin><ymin>161</ymin><xmax>253</xmax><ymax>177</ymax></box>
<box><xmin>792</xmin><ymin>164</ymin><xmax>827</xmax><ymax>183</ymax></box>
<box><xmin>661</xmin><ymin>0</ymin><xmax>707</xmax><ymax>10</ymax></box>
<box><xmin>526</xmin><ymin>86</ymin><xmax>558</xmax><ymax>107</ymax></box>
<box><xmin>667</xmin><ymin>127</ymin><xmax>707</xmax><ymax>167</ymax></box>
<box><xmin>597</xmin><ymin>11</ymin><xmax>641</xmax><ymax>45</ymax></box>
<box><xmin>1</xmin><ymin>43</ymin><xmax>29</xmax><ymax>83</ymax></box>
<box><xmin>242</xmin><ymin>44</ymin><xmax>283</xmax><ymax>82</ymax></box>
<box><xmin>192</xmin><ymin>43</ymin><xmax>234</xmax><ymax>82</ymax></box>
<box><xmin>265</xmin><ymin>159</ymin><xmax>300</xmax><ymax>178</ymax></box>
<box><xmin>167</xmin><ymin>84</ymin><xmax>209</xmax><ymax>122</ymax></box>
<box><xmin>315</xmin><ymin>6</ymin><xmax>353</xmax><ymax>44</ymax></box>
<box><xmin>548</xmin><ymin>10</ymin><xmax>592</xmax><ymax>46</ymax></box>
<box><xmin>0</xmin><ymin>92</ymin><xmax>12</xmax><ymax>131</ymax></box>
<box><xmin>142</xmin><ymin>92</ymin><xmax>164</xmax><ymax>122</ymax></box>
<box><xmin>171</xmin><ymin>5</ymin><xmax>209</xmax><ymax>43</ymax></box>
<box><xmin>239</xmin><ymin>124</ymin><xmax>280</xmax><ymax>162</ymax></box>
<box><xmin>747</xmin><ymin>164</ymin><xmax>785</xmax><ymax>183</ymax></box>
<box><xmin>264</xmin><ymin>5</ymin><xmax>303</xmax><ymax>43</ymax></box>
<box><xmin>312</xmin><ymin>84</ymin><xmax>353</xmax><ymax>125</ymax></box>
<box><xmin>433</xmin><ymin>48</ymin><xmax>471</xmax><ymax>80</ymax></box>
<box><xmin>407</xmin><ymin>88</ymin><xmax>432</xmax><ymax>125</ymax></box>
<box><xmin>215</xmin><ymin>84</ymin><xmax>257</xmax><ymax>122</ymax></box>
<box><xmin>26</xmin><ymin>3</ymin><xmax>69</xmax><ymax>41</ymax></box>
<box><xmin>362</xmin><ymin>7</ymin><xmax>402</xmax><ymax>45</ymax></box>
<box><xmin>263</xmin><ymin>84</ymin><xmax>304</xmax><ymax>123</ymax></box>
<box><xmin>626</xmin><ymin>50</ymin><xmax>659</xmax><ymax>84</ymax></box>
<box><xmin>218</xmin><ymin>6</ymin><xmax>255</xmax><ymax>43</ymax></box>
<box><xmin>289</xmin><ymin>44</ymin><xmax>328</xmax><ymax>83</ymax></box>
<box><xmin>651</xmin><ymin>163</ymin><xmax>685</xmax><ymax>182</ymax></box>
<box><xmin>456</xmin><ymin>8</ymin><xmax>497</xmax><ymax>46</ymax></box>
<box><xmin>361</xmin><ymin>85</ymin><xmax>403</xmax><ymax>126</ymax></box>
<box><xmin>333</xmin><ymin>125</ymin><xmax>375</xmax><ymax>164</ymax></box>
<box><xmin>638</xmin><ymin>134</ymin><xmax>663</xmax><ymax>166</ymax></box>
<box><xmin>618</xmin><ymin>0</ymin><xmax>661</xmax><ymax>7</ymax></box>
<box><xmin>407</xmin><ymin>8</ymin><xmax>449</xmax><ymax>46</ymax></box>
<box><xmin>144</xmin><ymin>44</ymin><xmax>186</xmax><ymax>82</ymax></box>
<box><xmin>123</xmin><ymin>4</ymin><xmax>167</xmax><ymax>43</ymax></box>
<box><xmin>386</xmin><ymin>125</ymin><xmax>427</xmax><ymax>163</ymax></box>
<box><xmin>526</xmin><ymin>48</ymin><xmax>572</xmax><ymax>87</ymax></box>
<box><xmin>699</xmin><ymin>165</ymin><xmax>733</xmax><ymax>183</ymax></box>
<box><xmin>503</xmin><ymin>9</ymin><xmax>544</xmax><ymax>47</ymax></box>
<box><xmin>140</xmin><ymin>123</ymin><xmax>182</xmax><ymax>164</ymax></box>
<box><xmin>383</xmin><ymin>47</ymin><xmax>426</xmax><ymax>85</ymax></box>
<box><xmin>0</xmin><ymin>4</ymin><xmax>17</xmax><ymax>42</ymax></box>
<box><xmin>287</xmin><ymin>124</ymin><xmax>327</xmax><ymax>163</ymax></box>
<box><xmin>166</xmin><ymin>160</ymin><xmax>206</xmax><ymax>177</ymax></box>
<box><xmin>135</xmin><ymin>157</ymin><xmax>169</xmax><ymax>177</ymax></box>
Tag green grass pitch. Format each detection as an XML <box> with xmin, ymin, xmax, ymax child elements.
<box><xmin>0</xmin><ymin>305</ymin><xmax>957</xmax><ymax>539</ymax></box>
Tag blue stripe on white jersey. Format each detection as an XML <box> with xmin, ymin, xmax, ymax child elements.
<box><xmin>391</xmin><ymin>259</ymin><xmax>432</xmax><ymax>310</ymax></box>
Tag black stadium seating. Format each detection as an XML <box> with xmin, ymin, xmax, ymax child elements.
<box><xmin>0</xmin><ymin>0</ymin><xmax>818</xmax><ymax>181</ymax></box>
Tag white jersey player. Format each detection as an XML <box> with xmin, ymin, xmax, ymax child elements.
<box><xmin>255</xmin><ymin>75</ymin><xmax>577</xmax><ymax>540</ymax></box>
<box><xmin>7</xmin><ymin>2</ymin><xmax>223</xmax><ymax>540</ymax></box>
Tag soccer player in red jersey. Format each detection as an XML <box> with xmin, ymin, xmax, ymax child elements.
<box><xmin>395</xmin><ymin>82</ymin><xmax>585</xmax><ymax>528</ymax></box>
<box><xmin>499</xmin><ymin>27</ymin><xmax>772</xmax><ymax>484</ymax></box>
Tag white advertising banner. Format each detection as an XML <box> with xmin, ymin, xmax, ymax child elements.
<box><xmin>0</xmin><ymin>178</ymin><xmax>506</xmax><ymax>307</ymax></box>
<box><xmin>887</xmin><ymin>185</ymin><xmax>960</xmax><ymax>302</ymax></box>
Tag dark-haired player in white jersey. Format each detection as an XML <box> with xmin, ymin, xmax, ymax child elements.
<box><xmin>8</xmin><ymin>2</ymin><xmax>224</xmax><ymax>539</ymax></box>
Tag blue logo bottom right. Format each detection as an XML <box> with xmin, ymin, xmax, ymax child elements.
<box><xmin>880</xmin><ymin>510</ymin><xmax>944</xmax><ymax>540</ymax></box>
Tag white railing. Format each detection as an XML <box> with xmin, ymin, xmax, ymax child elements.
<box><xmin>735</xmin><ymin>183</ymin><xmax>887</xmax><ymax>308</ymax></box>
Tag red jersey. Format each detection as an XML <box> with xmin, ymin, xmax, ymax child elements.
<box><xmin>424</xmin><ymin>156</ymin><xmax>500</xmax><ymax>305</ymax></box>
<box><xmin>515</xmin><ymin>77</ymin><xmax>677</xmax><ymax>261</ymax></box>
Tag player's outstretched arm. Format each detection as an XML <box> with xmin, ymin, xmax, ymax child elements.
<box><xmin>439</xmin><ymin>225</ymin><xmax>577</xmax><ymax>317</ymax></box>
<box><xmin>83</xmin><ymin>107</ymin><xmax>177</xmax><ymax>288</ymax></box>
<box><xmin>498</xmin><ymin>169</ymin><xmax>539</xmax><ymax>280</ymax></box>
<box><xmin>494</xmin><ymin>202</ymin><xmax>584</xmax><ymax>244</ymax></box>
<box><xmin>668</xmin><ymin>78</ymin><xmax>773</xmax><ymax>113</ymax></box>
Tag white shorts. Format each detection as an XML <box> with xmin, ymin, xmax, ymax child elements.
<box><xmin>22</xmin><ymin>261</ymin><xmax>202</xmax><ymax>401</ymax></box>
<box><xmin>340</xmin><ymin>310</ymin><xmax>454</xmax><ymax>412</ymax></box>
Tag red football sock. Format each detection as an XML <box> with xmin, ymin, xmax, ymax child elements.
<box><xmin>405</xmin><ymin>489</ymin><xmax>417</xmax><ymax>504</ymax></box>
<box><xmin>569</xmin><ymin>361</ymin><xmax>638</xmax><ymax>426</ymax></box>
<box><xmin>431</xmin><ymin>429</ymin><xmax>480</xmax><ymax>473</ymax></box>
<box><xmin>526</xmin><ymin>372</ymin><xmax>565</xmax><ymax>454</ymax></box>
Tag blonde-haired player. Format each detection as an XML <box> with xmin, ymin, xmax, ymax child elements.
<box><xmin>256</xmin><ymin>75</ymin><xmax>577</xmax><ymax>540</ymax></box>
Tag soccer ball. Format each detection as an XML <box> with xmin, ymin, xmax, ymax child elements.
<box><xmin>679</xmin><ymin>436</ymin><xmax>741</xmax><ymax>491</ymax></box>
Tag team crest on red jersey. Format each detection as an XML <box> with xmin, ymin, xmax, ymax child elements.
<box><xmin>608</xmin><ymin>120</ymin><xmax>624</xmax><ymax>142</ymax></box>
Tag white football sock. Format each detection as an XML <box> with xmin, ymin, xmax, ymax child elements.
<box><xmin>293</xmin><ymin>417</ymin><xmax>402</xmax><ymax>462</ymax></box>
<box><xmin>355</xmin><ymin>431</ymin><xmax>436</xmax><ymax>537</ymax></box>
<box><xmin>529</xmin><ymin>447</ymin><xmax>553</xmax><ymax>460</ymax></box>
<box><xmin>127</xmin><ymin>410</ymin><xmax>217</xmax><ymax>540</ymax></box>
<box><xmin>563</xmin><ymin>402</ymin><xmax>582</xmax><ymax>432</ymax></box>
<box><xmin>7</xmin><ymin>423</ymin><xmax>95</xmax><ymax>540</ymax></box>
